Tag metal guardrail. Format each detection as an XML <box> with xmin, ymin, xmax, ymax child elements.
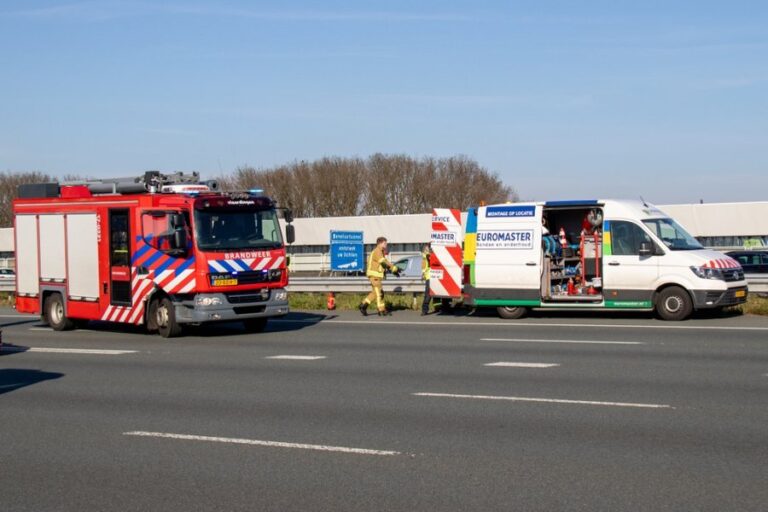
<box><xmin>288</xmin><ymin>276</ymin><xmax>424</xmax><ymax>293</ymax></box>
<box><xmin>289</xmin><ymin>276</ymin><xmax>768</xmax><ymax>294</ymax></box>
<box><xmin>1</xmin><ymin>275</ymin><xmax>765</xmax><ymax>295</ymax></box>
<box><xmin>746</xmin><ymin>274</ymin><xmax>768</xmax><ymax>293</ymax></box>
<box><xmin>0</xmin><ymin>278</ymin><xmax>422</xmax><ymax>294</ymax></box>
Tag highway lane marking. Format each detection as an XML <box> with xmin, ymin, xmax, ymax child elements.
<box><xmin>481</xmin><ymin>338</ymin><xmax>643</xmax><ymax>345</ymax></box>
<box><xmin>265</xmin><ymin>355</ymin><xmax>326</xmax><ymax>360</ymax></box>
<box><xmin>413</xmin><ymin>392</ymin><xmax>673</xmax><ymax>409</ymax></box>
<box><xmin>123</xmin><ymin>431</ymin><xmax>402</xmax><ymax>456</ymax></box>
<box><xmin>272</xmin><ymin>318</ymin><xmax>768</xmax><ymax>332</ymax></box>
<box><xmin>0</xmin><ymin>347</ymin><xmax>137</xmax><ymax>355</ymax></box>
<box><xmin>3</xmin><ymin>313</ymin><xmax>768</xmax><ymax>331</ymax></box>
<box><xmin>29</xmin><ymin>327</ymin><xmax>53</xmax><ymax>331</ymax></box>
<box><xmin>484</xmin><ymin>362</ymin><xmax>560</xmax><ymax>368</ymax></box>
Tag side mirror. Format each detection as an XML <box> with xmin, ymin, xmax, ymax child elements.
<box><xmin>172</xmin><ymin>229</ymin><xmax>187</xmax><ymax>252</ymax></box>
<box><xmin>169</xmin><ymin>213</ymin><xmax>184</xmax><ymax>228</ymax></box>
<box><xmin>285</xmin><ymin>224</ymin><xmax>296</xmax><ymax>245</ymax></box>
<box><xmin>284</xmin><ymin>209</ymin><xmax>294</xmax><ymax>224</ymax></box>
<box><xmin>639</xmin><ymin>242</ymin><xmax>653</xmax><ymax>257</ymax></box>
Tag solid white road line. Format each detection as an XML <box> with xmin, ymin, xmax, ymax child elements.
<box><xmin>484</xmin><ymin>362</ymin><xmax>560</xmax><ymax>368</ymax></box>
<box><xmin>265</xmin><ymin>355</ymin><xmax>326</xmax><ymax>360</ymax></box>
<box><xmin>413</xmin><ymin>392</ymin><xmax>673</xmax><ymax>409</ymax></box>
<box><xmin>481</xmin><ymin>338</ymin><xmax>642</xmax><ymax>345</ymax></box>
<box><xmin>28</xmin><ymin>327</ymin><xmax>53</xmax><ymax>331</ymax></box>
<box><xmin>0</xmin><ymin>347</ymin><xmax>137</xmax><ymax>355</ymax></box>
<box><xmin>123</xmin><ymin>431</ymin><xmax>401</xmax><ymax>456</ymax></box>
<box><xmin>272</xmin><ymin>318</ymin><xmax>768</xmax><ymax>332</ymax></box>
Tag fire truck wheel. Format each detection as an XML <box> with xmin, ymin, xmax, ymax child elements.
<box><xmin>45</xmin><ymin>293</ymin><xmax>75</xmax><ymax>331</ymax></box>
<box><xmin>496</xmin><ymin>306</ymin><xmax>528</xmax><ymax>320</ymax></box>
<box><xmin>154</xmin><ymin>297</ymin><xmax>182</xmax><ymax>338</ymax></box>
<box><xmin>243</xmin><ymin>318</ymin><xmax>268</xmax><ymax>333</ymax></box>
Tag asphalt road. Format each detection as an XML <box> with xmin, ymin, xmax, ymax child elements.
<box><xmin>1</xmin><ymin>307</ymin><xmax>767</xmax><ymax>511</ymax></box>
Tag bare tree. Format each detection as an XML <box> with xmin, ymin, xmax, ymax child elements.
<box><xmin>221</xmin><ymin>154</ymin><xmax>516</xmax><ymax>217</ymax></box>
<box><xmin>0</xmin><ymin>171</ymin><xmax>54</xmax><ymax>227</ymax></box>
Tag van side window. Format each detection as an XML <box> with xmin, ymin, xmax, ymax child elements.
<box><xmin>611</xmin><ymin>221</ymin><xmax>653</xmax><ymax>256</ymax></box>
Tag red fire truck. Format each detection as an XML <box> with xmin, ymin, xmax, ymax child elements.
<box><xmin>12</xmin><ymin>171</ymin><xmax>295</xmax><ymax>337</ymax></box>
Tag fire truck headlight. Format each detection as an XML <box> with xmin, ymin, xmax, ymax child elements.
<box><xmin>196</xmin><ymin>296</ymin><xmax>223</xmax><ymax>307</ymax></box>
<box><xmin>274</xmin><ymin>290</ymin><xmax>288</xmax><ymax>302</ymax></box>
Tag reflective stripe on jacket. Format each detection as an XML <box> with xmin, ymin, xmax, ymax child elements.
<box><xmin>366</xmin><ymin>247</ymin><xmax>392</xmax><ymax>278</ymax></box>
<box><xmin>421</xmin><ymin>252</ymin><xmax>430</xmax><ymax>280</ymax></box>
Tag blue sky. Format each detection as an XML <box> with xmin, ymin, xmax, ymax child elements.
<box><xmin>1</xmin><ymin>1</ymin><xmax>766</xmax><ymax>203</ymax></box>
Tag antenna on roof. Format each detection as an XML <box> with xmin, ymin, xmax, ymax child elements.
<box><xmin>639</xmin><ymin>195</ymin><xmax>649</xmax><ymax>208</ymax></box>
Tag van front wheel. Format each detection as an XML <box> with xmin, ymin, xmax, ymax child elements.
<box><xmin>497</xmin><ymin>306</ymin><xmax>528</xmax><ymax>320</ymax></box>
<box><xmin>656</xmin><ymin>286</ymin><xmax>693</xmax><ymax>321</ymax></box>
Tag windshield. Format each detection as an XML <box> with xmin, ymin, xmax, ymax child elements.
<box><xmin>642</xmin><ymin>218</ymin><xmax>703</xmax><ymax>251</ymax></box>
<box><xmin>195</xmin><ymin>209</ymin><xmax>283</xmax><ymax>250</ymax></box>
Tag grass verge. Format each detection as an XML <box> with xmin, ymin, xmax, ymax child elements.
<box><xmin>289</xmin><ymin>292</ymin><xmax>421</xmax><ymax>311</ymax></box>
<box><xmin>0</xmin><ymin>292</ymin><xmax>15</xmax><ymax>307</ymax></box>
<box><xmin>736</xmin><ymin>294</ymin><xmax>768</xmax><ymax>316</ymax></box>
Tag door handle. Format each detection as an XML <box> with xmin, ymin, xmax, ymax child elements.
<box><xmin>608</xmin><ymin>261</ymin><xmax>620</xmax><ymax>266</ymax></box>
<box><xmin>525</xmin><ymin>262</ymin><xmax>537</xmax><ymax>266</ymax></box>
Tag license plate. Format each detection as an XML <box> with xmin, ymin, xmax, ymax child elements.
<box><xmin>734</xmin><ymin>290</ymin><xmax>746</xmax><ymax>298</ymax></box>
<box><xmin>212</xmin><ymin>278</ymin><xmax>238</xmax><ymax>287</ymax></box>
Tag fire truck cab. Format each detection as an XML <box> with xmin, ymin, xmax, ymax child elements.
<box><xmin>13</xmin><ymin>172</ymin><xmax>295</xmax><ymax>337</ymax></box>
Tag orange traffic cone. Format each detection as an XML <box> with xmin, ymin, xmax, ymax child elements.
<box><xmin>327</xmin><ymin>292</ymin><xmax>336</xmax><ymax>310</ymax></box>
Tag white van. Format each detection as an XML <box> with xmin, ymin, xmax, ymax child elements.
<box><xmin>462</xmin><ymin>200</ymin><xmax>748</xmax><ymax>320</ymax></box>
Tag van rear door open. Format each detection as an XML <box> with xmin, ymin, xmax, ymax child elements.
<box><xmin>473</xmin><ymin>204</ymin><xmax>542</xmax><ymax>303</ymax></box>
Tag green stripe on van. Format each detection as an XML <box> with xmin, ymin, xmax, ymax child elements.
<box><xmin>605</xmin><ymin>300</ymin><xmax>652</xmax><ymax>309</ymax></box>
<box><xmin>474</xmin><ymin>299</ymin><xmax>542</xmax><ymax>307</ymax></box>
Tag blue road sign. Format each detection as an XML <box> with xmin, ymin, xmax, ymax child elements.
<box><xmin>330</xmin><ymin>231</ymin><xmax>364</xmax><ymax>272</ymax></box>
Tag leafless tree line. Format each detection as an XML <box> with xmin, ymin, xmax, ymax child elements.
<box><xmin>218</xmin><ymin>154</ymin><xmax>518</xmax><ymax>217</ymax></box>
<box><xmin>0</xmin><ymin>171</ymin><xmax>54</xmax><ymax>227</ymax></box>
<box><xmin>0</xmin><ymin>155</ymin><xmax>516</xmax><ymax>226</ymax></box>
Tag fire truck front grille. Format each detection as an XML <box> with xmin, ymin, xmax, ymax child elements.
<box><xmin>233</xmin><ymin>305</ymin><xmax>267</xmax><ymax>315</ymax></box>
<box><xmin>226</xmin><ymin>292</ymin><xmax>267</xmax><ymax>304</ymax></box>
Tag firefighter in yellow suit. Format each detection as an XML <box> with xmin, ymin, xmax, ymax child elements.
<box><xmin>420</xmin><ymin>243</ymin><xmax>432</xmax><ymax>316</ymax></box>
<box><xmin>359</xmin><ymin>236</ymin><xmax>400</xmax><ymax>316</ymax></box>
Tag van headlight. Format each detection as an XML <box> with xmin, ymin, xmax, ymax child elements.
<box><xmin>273</xmin><ymin>290</ymin><xmax>288</xmax><ymax>301</ymax></box>
<box><xmin>196</xmin><ymin>296</ymin><xmax>223</xmax><ymax>306</ymax></box>
<box><xmin>690</xmin><ymin>266</ymin><xmax>724</xmax><ymax>280</ymax></box>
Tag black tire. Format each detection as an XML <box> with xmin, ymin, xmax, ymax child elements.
<box><xmin>243</xmin><ymin>318</ymin><xmax>268</xmax><ymax>333</ymax></box>
<box><xmin>496</xmin><ymin>306</ymin><xmax>528</xmax><ymax>320</ymax></box>
<box><xmin>655</xmin><ymin>286</ymin><xmax>693</xmax><ymax>321</ymax></box>
<box><xmin>45</xmin><ymin>293</ymin><xmax>75</xmax><ymax>331</ymax></box>
<box><xmin>154</xmin><ymin>296</ymin><xmax>182</xmax><ymax>338</ymax></box>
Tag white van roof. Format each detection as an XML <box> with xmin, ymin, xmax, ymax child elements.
<box><xmin>484</xmin><ymin>199</ymin><xmax>670</xmax><ymax>220</ymax></box>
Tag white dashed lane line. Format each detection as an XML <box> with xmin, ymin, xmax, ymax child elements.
<box><xmin>481</xmin><ymin>338</ymin><xmax>643</xmax><ymax>345</ymax></box>
<box><xmin>123</xmin><ymin>431</ymin><xmax>403</xmax><ymax>456</ymax></box>
<box><xmin>413</xmin><ymin>392</ymin><xmax>673</xmax><ymax>409</ymax></box>
<box><xmin>484</xmin><ymin>362</ymin><xmax>560</xmax><ymax>368</ymax></box>
<box><xmin>265</xmin><ymin>355</ymin><xmax>326</xmax><ymax>360</ymax></box>
<box><xmin>0</xmin><ymin>347</ymin><xmax>138</xmax><ymax>355</ymax></box>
